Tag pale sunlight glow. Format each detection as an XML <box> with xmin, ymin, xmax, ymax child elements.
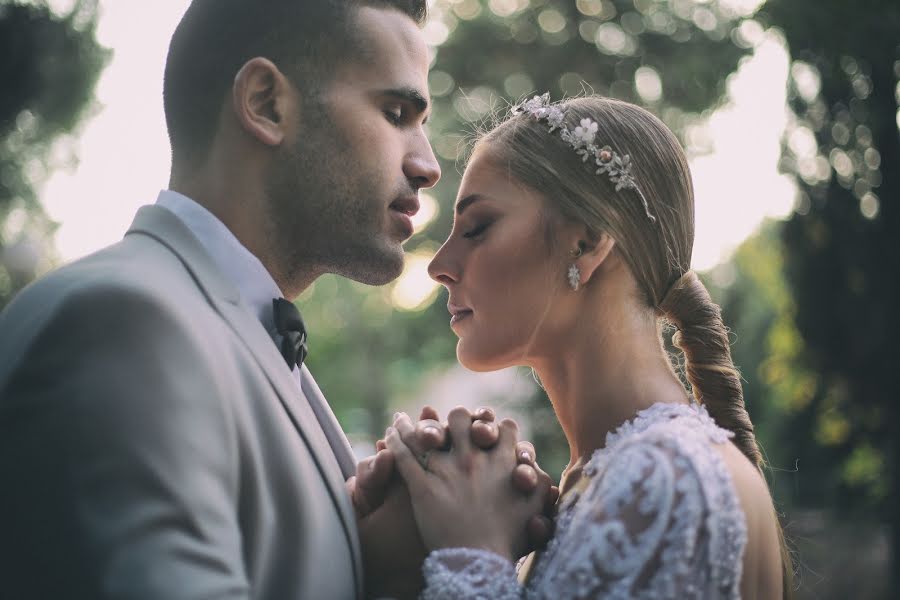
<box><xmin>391</xmin><ymin>252</ymin><xmax>441</xmax><ymax>311</ymax></box>
<box><xmin>488</xmin><ymin>0</ymin><xmax>528</xmax><ymax>19</ymax></box>
<box><xmin>412</xmin><ymin>192</ymin><xmax>439</xmax><ymax>233</ymax></box>
<box><xmin>40</xmin><ymin>2</ymin><xmax>795</xmax><ymax>277</ymax></box>
<box><xmin>720</xmin><ymin>0</ymin><xmax>767</xmax><ymax>17</ymax></box>
<box><xmin>790</xmin><ymin>61</ymin><xmax>822</xmax><ymax>103</ymax></box>
<box><xmin>634</xmin><ymin>66</ymin><xmax>663</xmax><ymax>103</ymax></box>
<box><xmin>689</xmin><ymin>31</ymin><xmax>794</xmax><ymax>270</ymax></box>
<box><xmin>41</xmin><ymin>1</ymin><xmax>191</xmax><ymax>262</ymax></box>
<box><xmin>422</xmin><ymin>19</ymin><xmax>450</xmax><ymax>46</ymax></box>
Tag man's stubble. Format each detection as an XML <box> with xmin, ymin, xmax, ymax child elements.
<box><xmin>263</xmin><ymin>99</ymin><xmax>407</xmax><ymax>289</ymax></box>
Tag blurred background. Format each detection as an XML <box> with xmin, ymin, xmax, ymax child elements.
<box><xmin>1</xmin><ymin>0</ymin><xmax>897</xmax><ymax>596</ymax></box>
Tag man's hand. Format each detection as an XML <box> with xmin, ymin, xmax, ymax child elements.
<box><xmin>355</xmin><ymin>475</ymin><xmax>425</xmax><ymax>600</ymax></box>
<box><xmin>347</xmin><ymin>448</ymin><xmax>395</xmax><ymax>520</ymax></box>
<box><xmin>348</xmin><ymin>407</ymin><xmax>441</xmax><ymax>600</ymax></box>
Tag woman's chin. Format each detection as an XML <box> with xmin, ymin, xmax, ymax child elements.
<box><xmin>456</xmin><ymin>344</ymin><xmax>513</xmax><ymax>373</ymax></box>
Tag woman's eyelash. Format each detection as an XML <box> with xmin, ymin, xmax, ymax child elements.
<box><xmin>463</xmin><ymin>222</ymin><xmax>491</xmax><ymax>239</ymax></box>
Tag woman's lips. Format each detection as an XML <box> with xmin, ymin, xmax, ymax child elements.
<box><xmin>450</xmin><ymin>310</ymin><xmax>473</xmax><ymax>326</ymax></box>
<box><xmin>448</xmin><ymin>303</ymin><xmax>473</xmax><ymax>327</ymax></box>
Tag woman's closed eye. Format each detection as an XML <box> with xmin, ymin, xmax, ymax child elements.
<box><xmin>462</xmin><ymin>221</ymin><xmax>493</xmax><ymax>239</ymax></box>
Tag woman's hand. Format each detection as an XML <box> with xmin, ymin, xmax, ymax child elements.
<box><xmin>386</xmin><ymin>407</ymin><xmax>553</xmax><ymax>562</ymax></box>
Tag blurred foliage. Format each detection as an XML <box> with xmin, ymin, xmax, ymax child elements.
<box><xmin>708</xmin><ymin>219</ymin><xmax>855</xmax><ymax>493</ymax></box>
<box><xmin>300</xmin><ymin>275</ymin><xmax>458</xmax><ymax>440</ymax></box>
<box><xmin>758</xmin><ymin>0</ymin><xmax>900</xmax><ymax>586</ymax></box>
<box><xmin>758</xmin><ymin>0</ymin><xmax>899</xmax><ymax>514</ymax></box>
<box><xmin>0</xmin><ymin>0</ymin><xmax>108</xmax><ymax>307</ymax></box>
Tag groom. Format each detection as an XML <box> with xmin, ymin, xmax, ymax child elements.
<box><xmin>0</xmin><ymin>1</ymin><xmax>550</xmax><ymax>598</ymax></box>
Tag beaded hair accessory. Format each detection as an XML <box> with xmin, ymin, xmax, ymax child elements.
<box><xmin>511</xmin><ymin>93</ymin><xmax>656</xmax><ymax>224</ymax></box>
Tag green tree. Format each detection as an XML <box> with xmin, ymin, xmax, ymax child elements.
<box><xmin>758</xmin><ymin>0</ymin><xmax>900</xmax><ymax>585</ymax></box>
<box><xmin>710</xmin><ymin>217</ymin><xmax>891</xmax><ymax>597</ymax></box>
<box><xmin>0</xmin><ymin>0</ymin><xmax>108</xmax><ymax>307</ymax></box>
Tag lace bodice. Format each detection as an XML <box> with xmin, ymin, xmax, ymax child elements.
<box><xmin>420</xmin><ymin>402</ymin><xmax>748</xmax><ymax>599</ymax></box>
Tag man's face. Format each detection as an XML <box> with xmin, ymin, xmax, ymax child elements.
<box><xmin>265</xmin><ymin>6</ymin><xmax>440</xmax><ymax>288</ymax></box>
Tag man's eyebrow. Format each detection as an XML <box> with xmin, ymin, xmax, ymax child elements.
<box><xmin>455</xmin><ymin>194</ymin><xmax>484</xmax><ymax>215</ymax></box>
<box><xmin>384</xmin><ymin>87</ymin><xmax>430</xmax><ymax>120</ymax></box>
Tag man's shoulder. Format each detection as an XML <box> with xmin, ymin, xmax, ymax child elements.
<box><xmin>0</xmin><ymin>233</ymin><xmax>207</xmax><ymax>357</ymax></box>
<box><xmin>12</xmin><ymin>232</ymin><xmax>193</xmax><ymax>304</ymax></box>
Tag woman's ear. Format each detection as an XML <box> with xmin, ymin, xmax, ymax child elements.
<box><xmin>232</xmin><ymin>57</ymin><xmax>295</xmax><ymax>147</ymax></box>
<box><xmin>573</xmin><ymin>232</ymin><xmax>616</xmax><ymax>287</ymax></box>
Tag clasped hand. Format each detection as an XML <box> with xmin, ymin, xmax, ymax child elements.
<box><xmin>348</xmin><ymin>406</ymin><xmax>557</xmax><ymax>599</ymax></box>
<box><xmin>387</xmin><ymin>406</ymin><xmax>556</xmax><ymax>562</ymax></box>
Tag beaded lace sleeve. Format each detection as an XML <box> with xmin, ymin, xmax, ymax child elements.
<box><xmin>420</xmin><ymin>415</ymin><xmax>747</xmax><ymax>600</ymax></box>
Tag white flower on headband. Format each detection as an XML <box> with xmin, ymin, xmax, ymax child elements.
<box><xmin>513</xmin><ymin>92</ymin><xmax>551</xmax><ymax>116</ymax></box>
<box><xmin>510</xmin><ymin>94</ymin><xmax>657</xmax><ymax>224</ymax></box>
<box><xmin>574</xmin><ymin>119</ymin><xmax>598</xmax><ymax>145</ymax></box>
<box><xmin>546</xmin><ymin>108</ymin><xmax>565</xmax><ymax>132</ymax></box>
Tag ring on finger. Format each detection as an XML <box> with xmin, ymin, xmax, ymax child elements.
<box><xmin>417</xmin><ymin>450</ymin><xmax>432</xmax><ymax>470</ymax></box>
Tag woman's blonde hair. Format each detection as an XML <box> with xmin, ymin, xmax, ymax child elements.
<box><xmin>475</xmin><ymin>95</ymin><xmax>793</xmax><ymax>597</ymax></box>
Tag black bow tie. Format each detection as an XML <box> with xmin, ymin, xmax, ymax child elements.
<box><xmin>273</xmin><ymin>298</ymin><xmax>308</xmax><ymax>369</ymax></box>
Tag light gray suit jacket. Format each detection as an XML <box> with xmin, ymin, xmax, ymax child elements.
<box><xmin>0</xmin><ymin>205</ymin><xmax>363</xmax><ymax>599</ymax></box>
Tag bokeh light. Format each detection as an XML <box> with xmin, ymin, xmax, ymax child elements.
<box><xmin>391</xmin><ymin>251</ymin><xmax>441</xmax><ymax>311</ymax></box>
<box><xmin>634</xmin><ymin>66</ymin><xmax>663</xmax><ymax>103</ymax></box>
<box><xmin>411</xmin><ymin>192</ymin><xmax>439</xmax><ymax>233</ymax></box>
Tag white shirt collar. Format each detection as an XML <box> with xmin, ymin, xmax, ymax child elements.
<box><xmin>155</xmin><ymin>189</ymin><xmax>283</xmax><ymax>335</ymax></box>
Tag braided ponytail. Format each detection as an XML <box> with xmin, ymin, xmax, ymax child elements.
<box><xmin>658</xmin><ymin>271</ymin><xmax>761</xmax><ymax>468</ymax></box>
<box><xmin>660</xmin><ymin>270</ymin><xmax>794</xmax><ymax>598</ymax></box>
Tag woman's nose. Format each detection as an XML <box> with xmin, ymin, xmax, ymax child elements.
<box><xmin>427</xmin><ymin>242</ymin><xmax>458</xmax><ymax>285</ymax></box>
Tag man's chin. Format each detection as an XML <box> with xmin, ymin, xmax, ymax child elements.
<box><xmin>337</xmin><ymin>248</ymin><xmax>405</xmax><ymax>286</ymax></box>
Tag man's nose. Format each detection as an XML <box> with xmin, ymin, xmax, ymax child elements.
<box><xmin>405</xmin><ymin>135</ymin><xmax>441</xmax><ymax>190</ymax></box>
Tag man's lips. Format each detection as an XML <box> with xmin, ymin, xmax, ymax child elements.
<box><xmin>389</xmin><ymin>196</ymin><xmax>420</xmax><ymax>217</ymax></box>
<box><xmin>390</xmin><ymin>197</ymin><xmax>420</xmax><ymax>239</ymax></box>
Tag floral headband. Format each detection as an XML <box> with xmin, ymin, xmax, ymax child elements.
<box><xmin>510</xmin><ymin>93</ymin><xmax>656</xmax><ymax>224</ymax></box>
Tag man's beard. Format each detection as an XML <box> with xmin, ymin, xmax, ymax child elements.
<box><xmin>263</xmin><ymin>108</ymin><xmax>406</xmax><ymax>288</ymax></box>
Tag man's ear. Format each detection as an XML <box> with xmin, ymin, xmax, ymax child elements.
<box><xmin>574</xmin><ymin>232</ymin><xmax>616</xmax><ymax>287</ymax></box>
<box><xmin>232</xmin><ymin>57</ymin><xmax>294</xmax><ymax>147</ymax></box>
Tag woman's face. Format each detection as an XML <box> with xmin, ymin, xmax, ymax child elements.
<box><xmin>428</xmin><ymin>148</ymin><xmax>570</xmax><ymax>371</ymax></box>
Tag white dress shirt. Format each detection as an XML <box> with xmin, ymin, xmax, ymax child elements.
<box><xmin>155</xmin><ymin>190</ymin><xmax>303</xmax><ymax>379</ymax></box>
<box><xmin>153</xmin><ymin>191</ymin><xmax>359</xmax><ymax>477</ymax></box>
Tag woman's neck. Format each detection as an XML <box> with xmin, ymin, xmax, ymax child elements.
<box><xmin>533</xmin><ymin>310</ymin><xmax>689</xmax><ymax>474</ymax></box>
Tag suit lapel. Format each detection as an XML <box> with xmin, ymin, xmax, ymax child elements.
<box><xmin>126</xmin><ymin>205</ymin><xmax>363</xmax><ymax>595</ymax></box>
<box><xmin>215</xmin><ymin>302</ymin><xmax>363</xmax><ymax>590</ymax></box>
<box><xmin>299</xmin><ymin>365</ymin><xmax>357</xmax><ymax>479</ymax></box>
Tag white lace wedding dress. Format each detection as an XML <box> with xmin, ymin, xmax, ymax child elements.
<box><xmin>420</xmin><ymin>402</ymin><xmax>748</xmax><ymax>599</ymax></box>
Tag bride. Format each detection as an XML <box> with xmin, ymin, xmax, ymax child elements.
<box><xmin>384</xmin><ymin>94</ymin><xmax>792</xmax><ymax>599</ymax></box>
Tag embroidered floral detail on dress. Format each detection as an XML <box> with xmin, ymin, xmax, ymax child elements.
<box><xmin>422</xmin><ymin>548</ymin><xmax>520</xmax><ymax>600</ymax></box>
<box><xmin>420</xmin><ymin>402</ymin><xmax>748</xmax><ymax>600</ymax></box>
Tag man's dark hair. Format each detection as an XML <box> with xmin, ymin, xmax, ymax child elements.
<box><xmin>163</xmin><ymin>0</ymin><xmax>426</xmax><ymax>167</ymax></box>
